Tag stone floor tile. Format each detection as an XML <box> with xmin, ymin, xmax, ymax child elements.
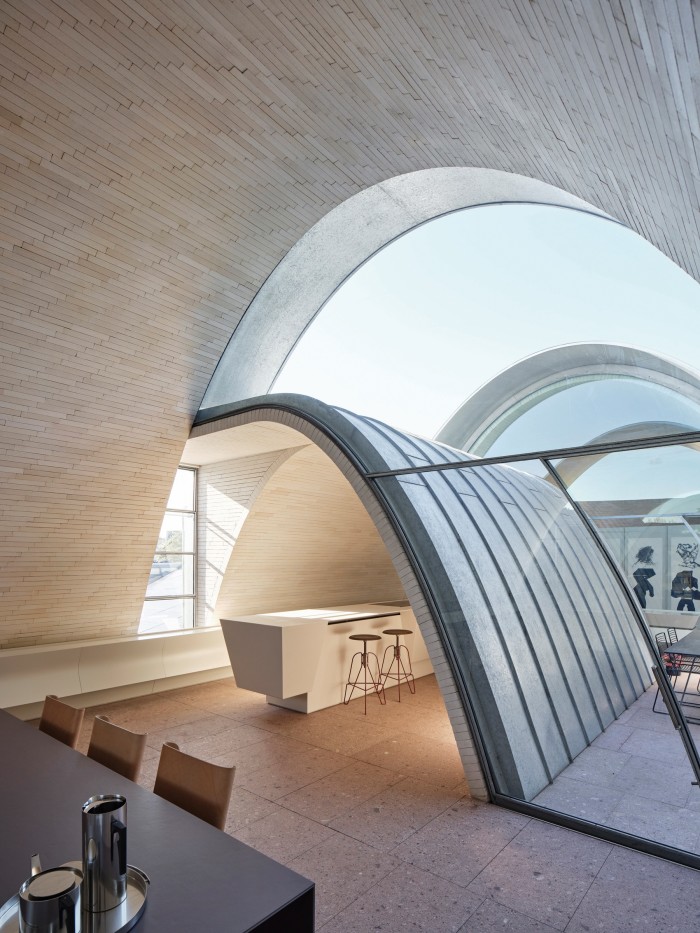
<box><xmin>590</xmin><ymin>722</ymin><xmax>634</xmax><ymax>750</ymax></box>
<box><xmin>171</xmin><ymin>722</ymin><xmax>271</xmax><ymax>761</ymax></box>
<box><xmin>224</xmin><ymin>786</ymin><xmax>284</xmax><ymax>832</ymax></box>
<box><xmin>136</xmin><ymin>756</ymin><xmax>158</xmax><ymax>791</ymax></box>
<box><xmin>146</xmin><ymin>713</ymin><xmax>242</xmax><ymax>749</ymax></box>
<box><xmin>279</xmin><ymin>760</ymin><xmax>404</xmax><ymax>822</ymax></box>
<box><xmin>213</xmin><ymin>733</ymin><xmax>317</xmax><ymax>776</ymax></box>
<box><xmin>459</xmin><ymin>897</ymin><xmax>561</xmax><ymax>932</ymax></box>
<box><xmin>618</xmin><ymin>727</ymin><xmax>690</xmax><ymax>765</ymax></box>
<box><xmin>354</xmin><ymin>731</ymin><xmax>466</xmax><ymax>789</ymax></box>
<box><xmin>341</xmin><ymin>694</ymin><xmax>452</xmax><ymax>739</ymax></box>
<box><xmin>391</xmin><ymin>798</ymin><xmax>530</xmax><ymax>887</ymax></box>
<box><xmin>93</xmin><ymin>705</ymin><xmax>206</xmax><ymax>734</ymax></box>
<box><xmin>288</xmin><ymin>832</ymin><xmax>401</xmax><ymax>926</ymax></box>
<box><xmin>532</xmin><ymin>775</ymin><xmax>625</xmax><ymax>823</ymax></box>
<box><xmin>318</xmin><ymin>863</ymin><xmax>482</xmax><ymax>932</ymax></box>
<box><xmin>683</xmin><ymin>785</ymin><xmax>700</xmax><ymax>811</ymax></box>
<box><xmin>566</xmin><ymin>846</ymin><xmax>700</xmax><ymax>933</ymax></box>
<box><xmin>605</xmin><ymin>793</ymin><xmax>700</xmax><ymax>851</ymax></box>
<box><xmin>329</xmin><ymin>776</ymin><xmax>464</xmax><ymax>851</ymax></box>
<box><xmin>232</xmin><ymin>807</ymin><xmax>336</xmax><ymax>862</ymax></box>
<box><xmin>559</xmin><ymin>745</ymin><xmax>630</xmax><ymax>788</ymax></box>
<box><xmin>175</xmin><ymin>690</ymin><xmax>266</xmax><ymax>720</ymax></box>
<box><xmin>625</xmin><ymin>707</ymin><xmax>679</xmax><ymax>735</ymax></box>
<box><xmin>269</xmin><ymin>712</ymin><xmax>399</xmax><ymax>756</ymax></box>
<box><xmin>611</xmin><ymin>754</ymin><xmax>696</xmax><ymax>807</ymax></box>
<box><xmin>466</xmin><ymin>820</ymin><xmax>611</xmax><ymax>931</ymax></box>
<box><xmin>237</xmin><ymin>746</ymin><xmax>352</xmax><ymax>800</ymax></box>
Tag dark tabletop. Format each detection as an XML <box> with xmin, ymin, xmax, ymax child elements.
<box><xmin>0</xmin><ymin>709</ymin><xmax>313</xmax><ymax>932</ymax></box>
<box><xmin>663</xmin><ymin>625</ymin><xmax>700</xmax><ymax>658</ymax></box>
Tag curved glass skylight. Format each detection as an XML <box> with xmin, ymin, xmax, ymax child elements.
<box><xmin>272</xmin><ymin>203</ymin><xmax>700</xmax><ymax>451</ymax></box>
<box><xmin>477</xmin><ymin>376</ymin><xmax>700</xmax><ymax>457</ymax></box>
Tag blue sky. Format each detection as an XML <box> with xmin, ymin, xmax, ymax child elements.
<box><xmin>273</xmin><ymin>203</ymin><xmax>700</xmax><ymax>452</ymax></box>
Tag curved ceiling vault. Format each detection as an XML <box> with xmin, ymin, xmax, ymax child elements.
<box><xmin>4</xmin><ymin>1</ymin><xmax>700</xmax><ymax>646</ymax></box>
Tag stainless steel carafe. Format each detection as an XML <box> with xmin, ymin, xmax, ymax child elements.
<box><xmin>18</xmin><ymin>863</ymin><xmax>83</xmax><ymax>933</ymax></box>
<box><xmin>81</xmin><ymin>794</ymin><xmax>127</xmax><ymax>913</ymax></box>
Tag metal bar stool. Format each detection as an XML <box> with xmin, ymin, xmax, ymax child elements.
<box><xmin>343</xmin><ymin>634</ymin><xmax>386</xmax><ymax>714</ymax></box>
<box><xmin>381</xmin><ymin>628</ymin><xmax>416</xmax><ymax>700</ymax></box>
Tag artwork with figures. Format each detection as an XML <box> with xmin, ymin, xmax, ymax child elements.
<box><xmin>671</xmin><ymin>541</ymin><xmax>700</xmax><ymax>611</ymax></box>
<box><xmin>623</xmin><ymin>528</ymin><xmax>665</xmax><ymax>611</ymax></box>
<box><xmin>597</xmin><ymin>523</ymin><xmax>700</xmax><ymax>613</ymax></box>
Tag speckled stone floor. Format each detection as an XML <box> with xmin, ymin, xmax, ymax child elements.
<box><xmin>75</xmin><ymin>675</ymin><xmax>700</xmax><ymax>932</ymax></box>
<box><xmin>534</xmin><ymin>682</ymin><xmax>700</xmax><ymax>855</ymax></box>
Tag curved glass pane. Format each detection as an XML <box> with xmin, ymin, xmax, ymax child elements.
<box><xmin>167</xmin><ymin>467</ymin><xmax>195</xmax><ymax>510</ymax></box>
<box><xmin>477</xmin><ymin>377</ymin><xmax>700</xmax><ymax>457</ymax></box>
<box><xmin>373</xmin><ymin>450</ymin><xmax>700</xmax><ymax>859</ymax></box>
<box><xmin>157</xmin><ymin>512</ymin><xmax>195</xmax><ymax>553</ymax></box>
<box><xmin>543</xmin><ymin>442</ymin><xmax>700</xmax><ymax>853</ymax></box>
<box><xmin>273</xmin><ymin>204</ymin><xmax>700</xmax><ymax>453</ymax></box>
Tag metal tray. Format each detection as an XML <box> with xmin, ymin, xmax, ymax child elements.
<box><xmin>0</xmin><ymin>864</ymin><xmax>149</xmax><ymax>933</ymax></box>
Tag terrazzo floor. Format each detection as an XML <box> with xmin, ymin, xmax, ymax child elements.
<box><xmin>71</xmin><ymin>675</ymin><xmax>700</xmax><ymax>932</ymax></box>
<box><xmin>534</xmin><ymin>680</ymin><xmax>700</xmax><ymax>854</ymax></box>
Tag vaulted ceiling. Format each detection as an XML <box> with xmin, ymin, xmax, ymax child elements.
<box><xmin>3</xmin><ymin>0</ymin><xmax>700</xmax><ymax>646</ymax></box>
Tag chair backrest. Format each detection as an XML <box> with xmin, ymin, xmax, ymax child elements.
<box><xmin>87</xmin><ymin>715</ymin><xmax>147</xmax><ymax>781</ymax></box>
<box><xmin>154</xmin><ymin>742</ymin><xmax>235</xmax><ymax>830</ymax></box>
<box><xmin>655</xmin><ymin>631</ymin><xmax>669</xmax><ymax>653</ymax></box>
<box><xmin>38</xmin><ymin>694</ymin><xmax>85</xmax><ymax>749</ymax></box>
<box><xmin>668</xmin><ymin>627</ymin><xmax>679</xmax><ymax>644</ymax></box>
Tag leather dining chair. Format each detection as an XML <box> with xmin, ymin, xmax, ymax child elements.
<box><xmin>154</xmin><ymin>741</ymin><xmax>235</xmax><ymax>830</ymax></box>
<box><xmin>38</xmin><ymin>694</ymin><xmax>85</xmax><ymax>749</ymax></box>
<box><xmin>87</xmin><ymin>714</ymin><xmax>148</xmax><ymax>781</ymax></box>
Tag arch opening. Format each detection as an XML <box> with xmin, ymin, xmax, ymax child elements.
<box><xmin>198</xmin><ymin>167</ymin><xmax>614</xmax><ymax>416</ymax></box>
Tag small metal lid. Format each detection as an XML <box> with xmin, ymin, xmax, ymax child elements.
<box><xmin>83</xmin><ymin>793</ymin><xmax>126</xmax><ymax>814</ymax></box>
<box><xmin>24</xmin><ymin>869</ymin><xmax>78</xmax><ymax>900</ymax></box>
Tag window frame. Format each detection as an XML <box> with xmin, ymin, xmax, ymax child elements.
<box><xmin>140</xmin><ymin>465</ymin><xmax>197</xmax><ymax>632</ymax></box>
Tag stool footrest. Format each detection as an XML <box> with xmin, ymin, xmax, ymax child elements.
<box><xmin>343</xmin><ymin>644</ymin><xmax>386</xmax><ymax>713</ymax></box>
<box><xmin>380</xmin><ymin>640</ymin><xmax>416</xmax><ymax>701</ymax></box>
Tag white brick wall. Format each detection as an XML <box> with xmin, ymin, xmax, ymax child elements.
<box><xmin>210</xmin><ymin>444</ymin><xmax>405</xmax><ymax>619</ymax></box>
<box><xmin>196</xmin><ymin>447</ymin><xmax>302</xmax><ymax>627</ymax></box>
<box><xmin>3</xmin><ymin>1</ymin><xmax>700</xmax><ymax>648</ymax></box>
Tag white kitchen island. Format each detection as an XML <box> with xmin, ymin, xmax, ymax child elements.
<box><xmin>221</xmin><ymin>603</ymin><xmax>433</xmax><ymax>713</ymax></box>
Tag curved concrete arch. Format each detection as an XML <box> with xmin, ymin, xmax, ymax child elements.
<box><xmin>193</xmin><ymin>393</ymin><xmax>649</xmax><ymax>802</ymax></box>
<box><xmin>545</xmin><ymin>421</ymin><xmax>700</xmax><ymax>491</ymax></box>
<box><xmin>437</xmin><ymin>343</ymin><xmax>700</xmax><ymax>454</ymax></box>
<box><xmin>199</xmin><ymin>169</ymin><xmax>615</xmax><ymax>412</ymax></box>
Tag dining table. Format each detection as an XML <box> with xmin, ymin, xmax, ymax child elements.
<box><xmin>0</xmin><ymin>708</ymin><xmax>314</xmax><ymax>932</ymax></box>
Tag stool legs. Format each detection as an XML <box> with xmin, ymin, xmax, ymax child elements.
<box><xmin>381</xmin><ymin>636</ymin><xmax>415</xmax><ymax>701</ymax></box>
<box><xmin>344</xmin><ymin>647</ymin><xmax>386</xmax><ymax>714</ymax></box>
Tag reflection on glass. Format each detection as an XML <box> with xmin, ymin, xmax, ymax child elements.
<box><xmin>167</xmin><ymin>467</ymin><xmax>195</xmax><ymax>510</ymax></box>
<box><xmin>542</xmin><ymin>442</ymin><xmax>700</xmax><ymax>853</ymax></box>
<box><xmin>139</xmin><ymin>598</ymin><xmax>194</xmax><ymax>634</ymax></box>
<box><xmin>141</xmin><ymin>464</ymin><xmax>197</xmax><ymax>634</ymax></box>
<box><xmin>377</xmin><ymin>455</ymin><xmax>699</xmax><ymax>857</ymax></box>
<box><xmin>474</xmin><ymin>376</ymin><xmax>700</xmax><ymax>458</ymax></box>
<box><xmin>146</xmin><ymin>556</ymin><xmax>193</xmax><ymax>597</ymax></box>
<box><xmin>156</xmin><ymin>512</ymin><xmax>195</xmax><ymax>553</ymax></box>
<box><xmin>490</xmin><ymin>458</ymin><xmax>551</xmax><ymax>480</ymax></box>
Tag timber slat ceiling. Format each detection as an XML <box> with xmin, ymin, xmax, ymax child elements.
<box><xmin>2</xmin><ymin>0</ymin><xmax>700</xmax><ymax>645</ymax></box>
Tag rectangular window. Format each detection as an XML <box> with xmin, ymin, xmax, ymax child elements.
<box><xmin>139</xmin><ymin>466</ymin><xmax>196</xmax><ymax>633</ymax></box>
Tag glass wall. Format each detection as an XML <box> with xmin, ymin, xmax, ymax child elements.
<box><xmin>139</xmin><ymin>466</ymin><xmax>196</xmax><ymax>633</ymax></box>
<box><xmin>371</xmin><ymin>438</ymin><xmax>700</xmax><ymax>861</ymax></box>
<box><xmin>471</xmin><ymin>374</ymin><xmax>700</xmax><ymax>458</ymax></box>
